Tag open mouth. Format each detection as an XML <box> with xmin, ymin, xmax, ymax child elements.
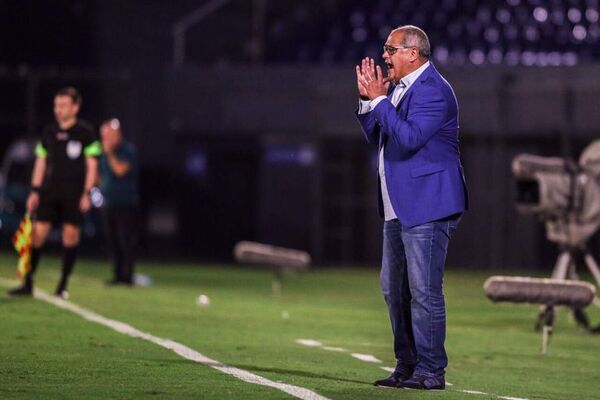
<box><xmin>385</xmin><ymin>62</ymin><xmax>394</xmax><ymax>70</ymax></box>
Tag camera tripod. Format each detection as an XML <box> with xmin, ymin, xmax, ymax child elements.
<box><xmin>535</xmin><ymin>246</ymin><xmax>600</xmax><ymax>350</ymax></box>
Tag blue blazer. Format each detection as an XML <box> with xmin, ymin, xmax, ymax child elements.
<box><xmin>355</xmin><ymin>63</ymin><xmax>468</xmax><ymax>227</ymax></box>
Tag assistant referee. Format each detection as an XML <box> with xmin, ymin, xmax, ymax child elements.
<box><xmin>8</xmin><ymin>87</ymin><xmax>102</xmax><ymax>299</ymax></box>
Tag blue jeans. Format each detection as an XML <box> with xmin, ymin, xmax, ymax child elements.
<box><xmin>380</xmin><ymin>216</ymin><xmax>460</xmax><ymax>377</ymax></box>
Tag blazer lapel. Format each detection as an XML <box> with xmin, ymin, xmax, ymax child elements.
<box><xmin>395</xmin><ymin>63</ymin><xmax>435</xmax><ymax>110</ymax></box>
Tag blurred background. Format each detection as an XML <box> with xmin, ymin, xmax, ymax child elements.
<box><xmin>1</xmin><ymin>0</ymin><xmax>599</xmax><ymax>270</ymax></box>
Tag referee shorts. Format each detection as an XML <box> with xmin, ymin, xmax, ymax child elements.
<box><xmin>36</xmin><ymin>189</ymin><xmax>83</xmax><ymax>226</ymax></box>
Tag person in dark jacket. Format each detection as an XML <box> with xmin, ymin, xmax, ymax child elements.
<box><xmin>99</xmin><ymin>118</ymin><xmax>140</xmax><ymax>285</ymax></box>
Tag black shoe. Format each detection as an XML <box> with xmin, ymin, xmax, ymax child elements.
<box><xmin>7</xmin><ymin>285</ymin><xmax>33</xmax><ymax>297</ymax></box>
<box><xmin>398</xmin><ymin>374</ymin><xmax>445</xmax><ymax>390</ymax></box>
<box><xmin>374</xmin><ymin>370</ymin><xmax>413</xmax><ymax>388</ymax></box>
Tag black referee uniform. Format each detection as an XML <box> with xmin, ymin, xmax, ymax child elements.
<box><xmin>36</xmin><ymin>120</ymin><xmax>100</xmax><ymax>225</ymax></box>
<box><xmin>28</xmin><ymin>119</ymin><xmax>101</xmax><ymax>294</ymax></box>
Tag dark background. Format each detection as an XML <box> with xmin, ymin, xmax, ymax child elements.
<box><xmin>1</xmin><ymin>0</ymin><xmax>599</xmax><ymax>270</ymax></box>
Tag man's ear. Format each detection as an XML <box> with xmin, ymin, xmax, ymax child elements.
<box><xmin>410</xmin><ymin>48</ymin><xmax>419</xmax><ymax>62</ymax></box>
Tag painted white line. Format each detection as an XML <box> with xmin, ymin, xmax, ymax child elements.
<box><xmin>293</xmin><ymin>337</ymin><xmax>527</xmax><ymax>400</ymax></box>
<box><xmin>460</xmin><ymin>390</ymin><xmax>488</xmax><ymax>395</ymax></box>
<box><xmin>350</xmin><ymin>353</ymin><xmax>382</xmax><ymax>363</ymax></box>
<box><xmin>295</xmin><ymin>339</ymin><xmax>323</xmax><ymax>347</ymax></box>
<box><xmin>322</xmin><ymin>346</ymin><xmax>345</xmax><ymax>352</ymax></box>
<box><xmin>295</xmin><ymin>339</ymin><xmax>459</xmax><ymax>387</ymax></box>
<box><xmin>0</xmin><ymin>279</ymin><xmax>330</xmax><ymax>400</ymax></box>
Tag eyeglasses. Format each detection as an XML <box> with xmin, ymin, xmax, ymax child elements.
<box><xmin>383</xmin><ymin>44</ymin><xmax>417</xmax><ymax>55</ymax></box>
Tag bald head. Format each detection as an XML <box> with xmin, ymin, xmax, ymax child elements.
<box><xmin>391</xmin><ymin>25</ymin><xmax>430</xmax><ymax>60</ymax></box>
<box><xmin>100</xmin><ymin>118</ymin><xmax>123</xmax><ymax>153</ymax></box>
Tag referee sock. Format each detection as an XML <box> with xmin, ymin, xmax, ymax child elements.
<box><xmin>56</xmin><ymin>246</ymin><xmax>78</xmax><ymax>294</ymax></box>
<box><xmin>24</xmin><ymin>247</ymin><xmax>42</xmax><ymax>290</ymax></box>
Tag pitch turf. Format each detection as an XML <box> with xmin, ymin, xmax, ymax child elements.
<box><xmin>1</xmin><ymin>255</ymin><xmax>599</xmax><ymax>400</ymax></box>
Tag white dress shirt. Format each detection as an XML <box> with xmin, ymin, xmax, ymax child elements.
<box><xmin>358</xmin><ymin>61</ymin><xmax>430</xmax><ymax>220</ymax></box>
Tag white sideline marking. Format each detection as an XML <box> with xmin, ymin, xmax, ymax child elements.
<box><xmin>460</xmin><ymin>390</ymin><xmax>488</xmax><ymax>395</ymax></box>
<box><xmin>322</xmin><ymin>346</ymin><xmax>345</xmax><ymax>352</ymax></box>
<box><xmin>350</xmin><ymin>353</ymin><xmax>381</xmax><ymax>363</ymax></box>
<box><xmin>295</xmin><ymin>339</ymin><xmax>322</xmax><ymax>347</ymax></box>
<box><xmin>295</xmin><ymin>340</ymin><xmax>345</xmax><ymax>353</ymax></box>
<box><xmin>294</xmin><ymin>337</ymin><xmax>526</xmax><ymax>400</ymax></box>
<box><xmin>0</xmin><ymin>280</ymin><xmax>330</xmax><ymax>400</ymax></box>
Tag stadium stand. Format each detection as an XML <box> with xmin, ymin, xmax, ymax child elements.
<box><xmin>265</xmin><ymin>0</ymin><xmax>600</xmax><ymax>66</ymax></box>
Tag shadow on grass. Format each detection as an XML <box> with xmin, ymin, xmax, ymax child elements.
<box><xmin>139</xmin><ymin>358</ymin><xmax>369</xmax><ymax>385</ymax></box>
<box><xmin>233</xmin><ymin>363</ymin><xmax>370</xmax><ymax>385</ymax></box>
<box><xmin>0</xmin><ymin>296</ymin><xmax>36</xmax><ymax>304</ymax></box>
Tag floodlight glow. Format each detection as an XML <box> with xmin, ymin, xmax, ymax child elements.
<box><xmin>533</xmin><ymin>7</ymin><xmax>548</xmax><ymax>23</ymax></box>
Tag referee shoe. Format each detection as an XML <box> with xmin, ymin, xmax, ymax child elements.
<box><xmin>7</xmin><ymin>284</ymin><xmax>33</xmax><ymax>297</ymax></box>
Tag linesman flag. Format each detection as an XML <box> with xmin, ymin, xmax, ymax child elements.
<box><xmin>12</xmin><ymin>214</ymin><xmax>32</xmax><ymax>281</ymax></box>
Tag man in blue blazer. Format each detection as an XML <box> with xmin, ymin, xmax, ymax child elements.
<box><xmin>355</xmin><ymin>25</ymin><xmax>468</xmax><ymax>390</ymax></box>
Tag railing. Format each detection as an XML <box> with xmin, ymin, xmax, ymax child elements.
<box><xmin>172</xmin><ymin>0</ymin><xmax>235</xmax><ymax>67</ymax></box>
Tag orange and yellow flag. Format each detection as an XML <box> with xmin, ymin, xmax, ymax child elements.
<box><xmin>12</xmin><ymin>214</ymin><xmax>32</xmax><ymax>281</ymax></box>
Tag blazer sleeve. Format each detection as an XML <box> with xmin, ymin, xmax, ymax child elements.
<box><xmin>371</xmin><ymin>83</ymin><xmax>448</xmax><ymax>153</ymax></box>
<box><xmin>354</xmin><ymin>109</ymin><xmax>381</xmax><ymax>145</ymax></box>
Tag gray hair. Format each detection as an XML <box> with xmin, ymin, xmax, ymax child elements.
<box><xmin>394</xmin><ymin>25</ymin><xmax>431</xmax><ymax>59</ymax></box>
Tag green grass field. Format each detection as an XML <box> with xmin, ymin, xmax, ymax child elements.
<box><xmin>1</xmin><ymin>255</ymin><xmax>599</xmax><ymax>400</ymax></box>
